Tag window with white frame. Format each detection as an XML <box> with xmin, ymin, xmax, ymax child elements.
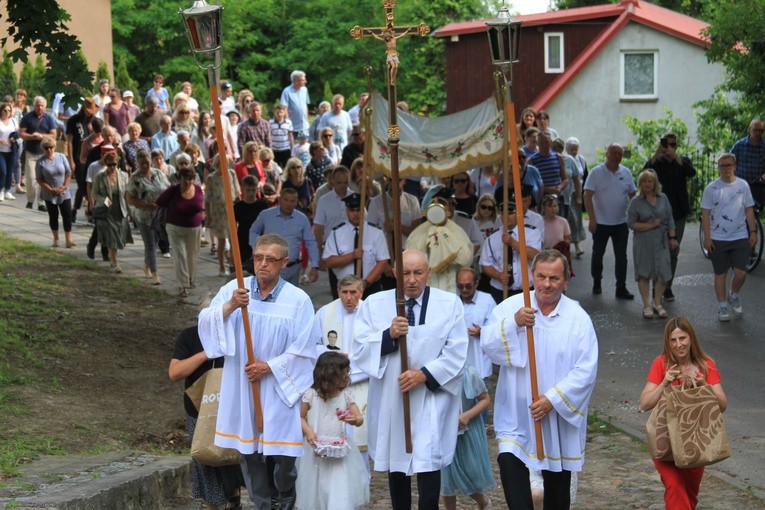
<box><xmin>544</xmin><ymin>32</ymin><xmax>564</xmax><ymax>73</ymax></box>
<box><xmin>620</xmin><ymin>50</ymin><xmax>658</xmax><ymax>100</ymax></box>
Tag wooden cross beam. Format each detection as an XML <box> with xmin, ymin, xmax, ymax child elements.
<box><xmin>349</xmin><ymin>0</ymin><xmax>428</xmax><ymax>455</ymax></box>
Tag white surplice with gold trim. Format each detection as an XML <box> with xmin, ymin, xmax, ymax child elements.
<box><xmin>481</xmin><ymin>291</ymin><xmax>598</xmax><ymax>472</ymax></box>
<box><xmin>198</xmin><ymin>278</ymin><xmax>317</xmax><ymax>457</ymax></box>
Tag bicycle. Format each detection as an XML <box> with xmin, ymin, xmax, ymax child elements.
<box><xmin>699</xmin><ymin>201</ymin><xmax>764</xmax><ymax>272</ymax></box>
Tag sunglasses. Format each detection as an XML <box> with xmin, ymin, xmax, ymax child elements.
<box><xmin>480</xmin><ymin>204</ymin><xmax>495</xmax><ymax>211</ymax></box>
<box><xmin>456</xmin><ymin>283</ymin><xmax>474</xmax><ymax>290</ymax></box>
<box><xmin>322</xmin><ymin>134</ymin><xmax>333</xmax><ymax>138</ymax></box>
<box><xmin>452</xmin><ymin>178</ymin><xmax>468</xmax><ymax>184</ymax></box>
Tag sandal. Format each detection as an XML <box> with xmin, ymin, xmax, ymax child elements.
<box><xmin>654</xmin><ymin>305</ymin><xmax>668</xmax><ymax>319</ymax></box>
<box><xmin>642</xmin><ymin>307</ymin><xmax>654</xmax><ymax>319</ymax></box>
<box><xmin>179</xmin><ymin>287</ymin><xmax>188</xmax><ymax>298</ymax></box>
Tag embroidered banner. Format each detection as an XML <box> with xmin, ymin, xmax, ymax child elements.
<box><xmin>367</xmin><ymin>92</ymin><xmax>504</xmax><ymax>178</ymax></box>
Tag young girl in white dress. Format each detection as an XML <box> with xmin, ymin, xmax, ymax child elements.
<box><xmin>296</xmin><ymin>352</ymin><xmax>369</xmax><ymax>510</ymax></box>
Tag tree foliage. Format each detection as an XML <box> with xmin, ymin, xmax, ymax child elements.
<box><xmin>0</xmin><ymin>0</ymin><xmax>93</xmax><ymax>107</ymax></box>
<box><xmin>703</xmin><ymin>0</ymin><xmax>765</xmax><ymax>110</ymax></box>
<box><xmin>0</xmin><ymin>51</ymin><xmax>18</xmax><ymax>94</ymax></box>
<box><xmin>620</xmin><ymin>108</ymin><xmax>690</xmax><ymax>173</ymax></box>
<box><xmin>111</xmin><ymin>0</ymin><xmax>489</xmax><ymax>116</ymax></box>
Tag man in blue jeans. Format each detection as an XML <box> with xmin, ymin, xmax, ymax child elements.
<box><xmin>583</xmin><ymin>143</ymin><xmax>637</xmax><ymax>299</ymax></box>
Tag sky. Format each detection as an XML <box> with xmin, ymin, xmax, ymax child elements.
<box><xmin>512</xmin><ymin>0</ymin><xmax>556</xmax><ymax>15</ymax></box>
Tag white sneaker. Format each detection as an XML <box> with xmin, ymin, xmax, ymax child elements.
<box><xmin>4</xmin><ymin>191</ymin><xmax>15</xmax><ymax>200</ymax></box>
<box><xmin>717</xmin><ymin>305</ymin><xmax>731</xmax><ymax>322</ymax></box>
<box><xmin>728</xmin><ymin>295</ymin><xmax>743</xmax><ymax>315</ymax></box>
<box><xmin>0</xmin><ymin>193</ymin><xmax>4</xmax><ymax>202</ymax></box>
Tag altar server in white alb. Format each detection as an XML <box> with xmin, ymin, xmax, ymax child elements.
<box><xmin>323</xmin><ymin>192</ymin><xmax>390</xmax><ymax>297</ymax></box>
<box><xmin>311</xmin><ymin>274</ymin><xmax>371</xmax><ymax>470</ymax></box>
<box><xmin>198</xmin><ymin>234</ymin><xmax>317</xmax><ymax>510</ymax></box>
<box><xmin>481</xmin><ymin>249</ymin><xmax>598</xmax><ymax>510</ymax></box>
<box><xmin>352</xmin><ymin>249</ymin><xmax>468</xmax><ymax>510</ymax></box>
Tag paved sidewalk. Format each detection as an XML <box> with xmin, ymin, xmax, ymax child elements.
<box><xmin>1</xmin><ymin>195</ymin><xmax>763</xmax><ymax>509</ymax></box>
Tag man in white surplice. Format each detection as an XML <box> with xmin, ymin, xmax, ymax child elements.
<box><xmin>481</xmin><ymin>249</ymin><xmax>598</xmax><ymax>510</ymax></box>
<box><xmin>352</xmin><ymin>249</ymin><xmax>468</xmax><ymax>510</ymax></box>
<box><xmin>311</xmin><ymin>274</ymin><xmax>371</xmax><ymax>472</ymax></box>
<box><xmin>198</xmin><ymin>234</ymin><xmax>317</xmax><ymax>510</ymax></box>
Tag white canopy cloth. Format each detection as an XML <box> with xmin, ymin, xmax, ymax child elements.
<box><xmin>367</xmin><ymin>92</ymin><xmax>504</xmax><ymax>178</ymax></box>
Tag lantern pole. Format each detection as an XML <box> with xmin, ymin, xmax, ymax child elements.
<box><xmin>180</xmin><ymin>0</ymin><xmax>263</xmax><ymax>432</ymax></box>
<box><xmin>486</xmin><ymin>7</ymin><xmax>544</xmax><ymax>461</ymax></box>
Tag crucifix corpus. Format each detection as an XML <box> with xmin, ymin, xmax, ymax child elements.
<box><xmin>350</xmin><ymin>0</ymin><xmax>429</xmax><ymax>454</ymax></box>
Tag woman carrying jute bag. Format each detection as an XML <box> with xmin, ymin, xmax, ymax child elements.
<box><xmin>170</xmin><ymin>326</ymin><xmax>244</xmax><ymax>510</ymax></box>
<box><xmin>639</xmin><ymin>317</ymin><xmax>728</xmax><ymax>510</ymax></box>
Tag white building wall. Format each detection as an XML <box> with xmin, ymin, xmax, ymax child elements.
<box><xmin>547</xmin><ymin>22</ymin><xmax>726</xmax><ymax>167</ymax></box>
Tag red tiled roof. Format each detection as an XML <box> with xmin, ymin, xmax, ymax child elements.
<box><xmin>434</xmin><ymin>0</ymin><xmax>709</xmax><ymax>47</ymax></box>
<box><xmin>434</xmin><ymin>0</ymin><xmax>711</xmax><ymax>110</ymax></box>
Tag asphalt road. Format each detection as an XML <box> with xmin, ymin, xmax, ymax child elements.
<box><xmin>565</xmin><ymin>221</ymin><xmax>765</xmax><ymax>497</ymax></box>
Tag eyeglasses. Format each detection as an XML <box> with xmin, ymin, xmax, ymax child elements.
<box><xmin>253</xmin><ymin>254</ymin><xmax>285</xmax><ymax>265</ymax></box>
<box><xmin>456</xmin><ymin>283</ymin><xmax>475</xmax><ymax>290</ymax></box>
<box><xmin>479</xmin><ymin>204</ymin><xmax>495</xmax><ymax>211</ymax></box>
<box><xmin>452</xmin><ymin>178</ymin><xmax>468</xmax><ymax>184</ymax></box>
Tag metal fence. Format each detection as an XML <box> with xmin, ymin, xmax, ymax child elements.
<box><xmin>687</xmin><ymin>150</ymin><xmax>720</xmax><ymax>222</ymax></box>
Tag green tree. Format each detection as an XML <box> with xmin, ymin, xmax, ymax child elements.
<box><xmin>18</xmin><ymin>60</ymin><xmax>38</xmax><ymax>98</ymax></box>
<box><xmin>1</xmin><ymin>0</ymin><xmax>93</xmax><ymax>108</ymax></box>
<box><xmin>703</xmin><ymin>0</ymin><xmax>765</xmax><ymax>110</ymax></box>
<box><xmin>114</xmin><ymin>54</ymin><xmax>139</xmax><ymax>97</ymax></box>
<box><xmin>96</xmin><ymin>61</ymin><xmax>110</xmax><ymax>81</ymax></box>
<box><xmin>0</xmin><ymin>50</ymin><xmax>18</xmax><ymax>93</ymax></box>
<box><xmin>111</xmin><ymin>0</ymin><xmax>489</xmax><ymax>116</ymax></box>
<box><xmin>617</xmin><ymin>108</ymin><xmax>690</xmax><ymax>173</ymax></box>
<box><xmin>693</xmin><ymin>91</ymin><xmax>757</xmax><ymax>155</ymax></box>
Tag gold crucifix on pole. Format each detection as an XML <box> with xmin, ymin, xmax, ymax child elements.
<box><xmin>350</xmin><ymin>0</ymin><xmax>428</xmax><ymax>455</ymax></box>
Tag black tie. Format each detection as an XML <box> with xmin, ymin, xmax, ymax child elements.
<box><xmin>354</xmin><ymin>227</ymin><xmax>359</xmax><ymax>251</ymax></box>
<box><xmin>406</xmin><ymin>298</ymin><xmax>416</xmax><ymax>326</ymax></box>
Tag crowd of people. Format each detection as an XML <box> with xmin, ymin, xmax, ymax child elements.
<box><xmin>2</xmin><ymin>79</ymin><xmax>756</xmax><ymax>510</ymax></box>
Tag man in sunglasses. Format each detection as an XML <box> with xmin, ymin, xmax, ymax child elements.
<box><xmin>643</xmin><ymin>133</ymin><xmax>696</xmax><ymax>302</ymax></box>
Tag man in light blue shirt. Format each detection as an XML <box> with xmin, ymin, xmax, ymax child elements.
<box><xmin>280</xmin><ymin>70</ymin><xmax>310</xmax><ymax>135</ymax></box>
<box><xmin>249</xmin><ymin>188</ymin><xmax>320</xmax><ymax>286</ymax></box>
<box><xmin>150</xmin><ymin>115</ymin><xmax>179</xmax><ymax>161</ymax></box>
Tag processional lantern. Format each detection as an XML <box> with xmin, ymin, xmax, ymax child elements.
<box><xmin>180</xmin><ymin>0</ymin><xmax>223</xmax><ymax>75</ymax></box>
<box><xmin>486</xmin><ymin>6</ymin><xmax>521</xmax><ymax>68</ymax></box>
<box><xmin>179</xmin><ymin>0</ymin><xmax>265</xmax><ymax>433</ymax></box>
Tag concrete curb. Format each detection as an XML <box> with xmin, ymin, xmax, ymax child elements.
<box><xmin>0</xmin><ymin>452</ymin><xmax>189</xmax><ymax>510</ymax></box>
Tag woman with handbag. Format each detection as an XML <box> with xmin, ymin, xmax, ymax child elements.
<box><xmin>92</xmin><ymin>151</ymin><xmax>132</xmax><ymax>272</ymax></box>
<box><xmin>156</xmin><ymin>165</ymin><xmax>204</xmax><ymax>298</ymax></box>
<box><xmin>639</xmin><ymin>316</ymin><xmax>728</xmax><ymax>510</ymax></box>
<box><xmin>169</xmin><ymin>326</ymin><xmax>244</xmax><ymax>510</ymax></box>
<box><xmin>126</xmin><ymin>149</ymin><xmax>168</xmax><ymax>285</ymax></box>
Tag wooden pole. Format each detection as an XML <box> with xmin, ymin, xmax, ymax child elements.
<box><xmin>503</xmin><ymin>71</ymin><xmax>544</xmax><ymax>460</ymax></box>
<box><xmin>209</xmin><ymin>76</ymin><xmax>263</xmax><ymax>432</ymax></box>
<box><xmin>356</xmin><ymin>69</ymin><xmax>375</xmax><ymax>277</ymax></box>
<box><xmin>387</xmin><ymin>83</ymin><xmax>412</xmax><ymax>454</ymax></box>
<box><xmin>496</xmin><ymin>71</ymin><xmax>510</xmax><ymax>301</ymax></box>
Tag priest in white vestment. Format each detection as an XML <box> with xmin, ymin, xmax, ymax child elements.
<box><xmin>311</xmin><ymin>274</ymin><xmax>371</xmax><ymax>471</ymax></box>
<box><xmin>481</xmin><ymin>249</ymin><xmax>597</xmax><ymax>510</ymax></box>
<box><xmin>352</xmin><ymin>249</ymin><xmax>468</xmax><ymax>510</ymax></box>
<box><xmin>198</xmin><ymin>234</ymin><xmax>317</xmax><ymax>510</ymax></box>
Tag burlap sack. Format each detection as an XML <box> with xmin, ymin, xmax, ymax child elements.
<box><xmin>646</xmin><ymin>388</ymin><xmax>673</xmax><ymax>462</ymax></box>
<box><xmin>665</xmin><ymin>382</ymin><xmax>731</xmax><ymax>468</ymax></box>
<box><xmin>190</xmin><ymin>368</ymin><xmax>240</xmax><ymax>467</ymax></box>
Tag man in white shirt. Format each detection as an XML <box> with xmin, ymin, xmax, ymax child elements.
<box><xmin>352</xmin><ymin>249</ymin><xmax>468</xmax><ymax>510</ymax></box>
<box><xmin>455</xmin><ymin>267</ymin><xmax>494</xmax><ymax>380</ymax></box>
<box><xmin>481</xmin><ymin>249</ymin><xmax>597</xmax><ymax>510</ymax></box>
<box><xmin>323</xmin><ymin>193</ymin><xmax>390</xmax><ymax>298</ymax></box>
<box><xmin>583</xmin><ymin>143</ymin><xmax>637</xmax><ymax>299</ymax></box>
